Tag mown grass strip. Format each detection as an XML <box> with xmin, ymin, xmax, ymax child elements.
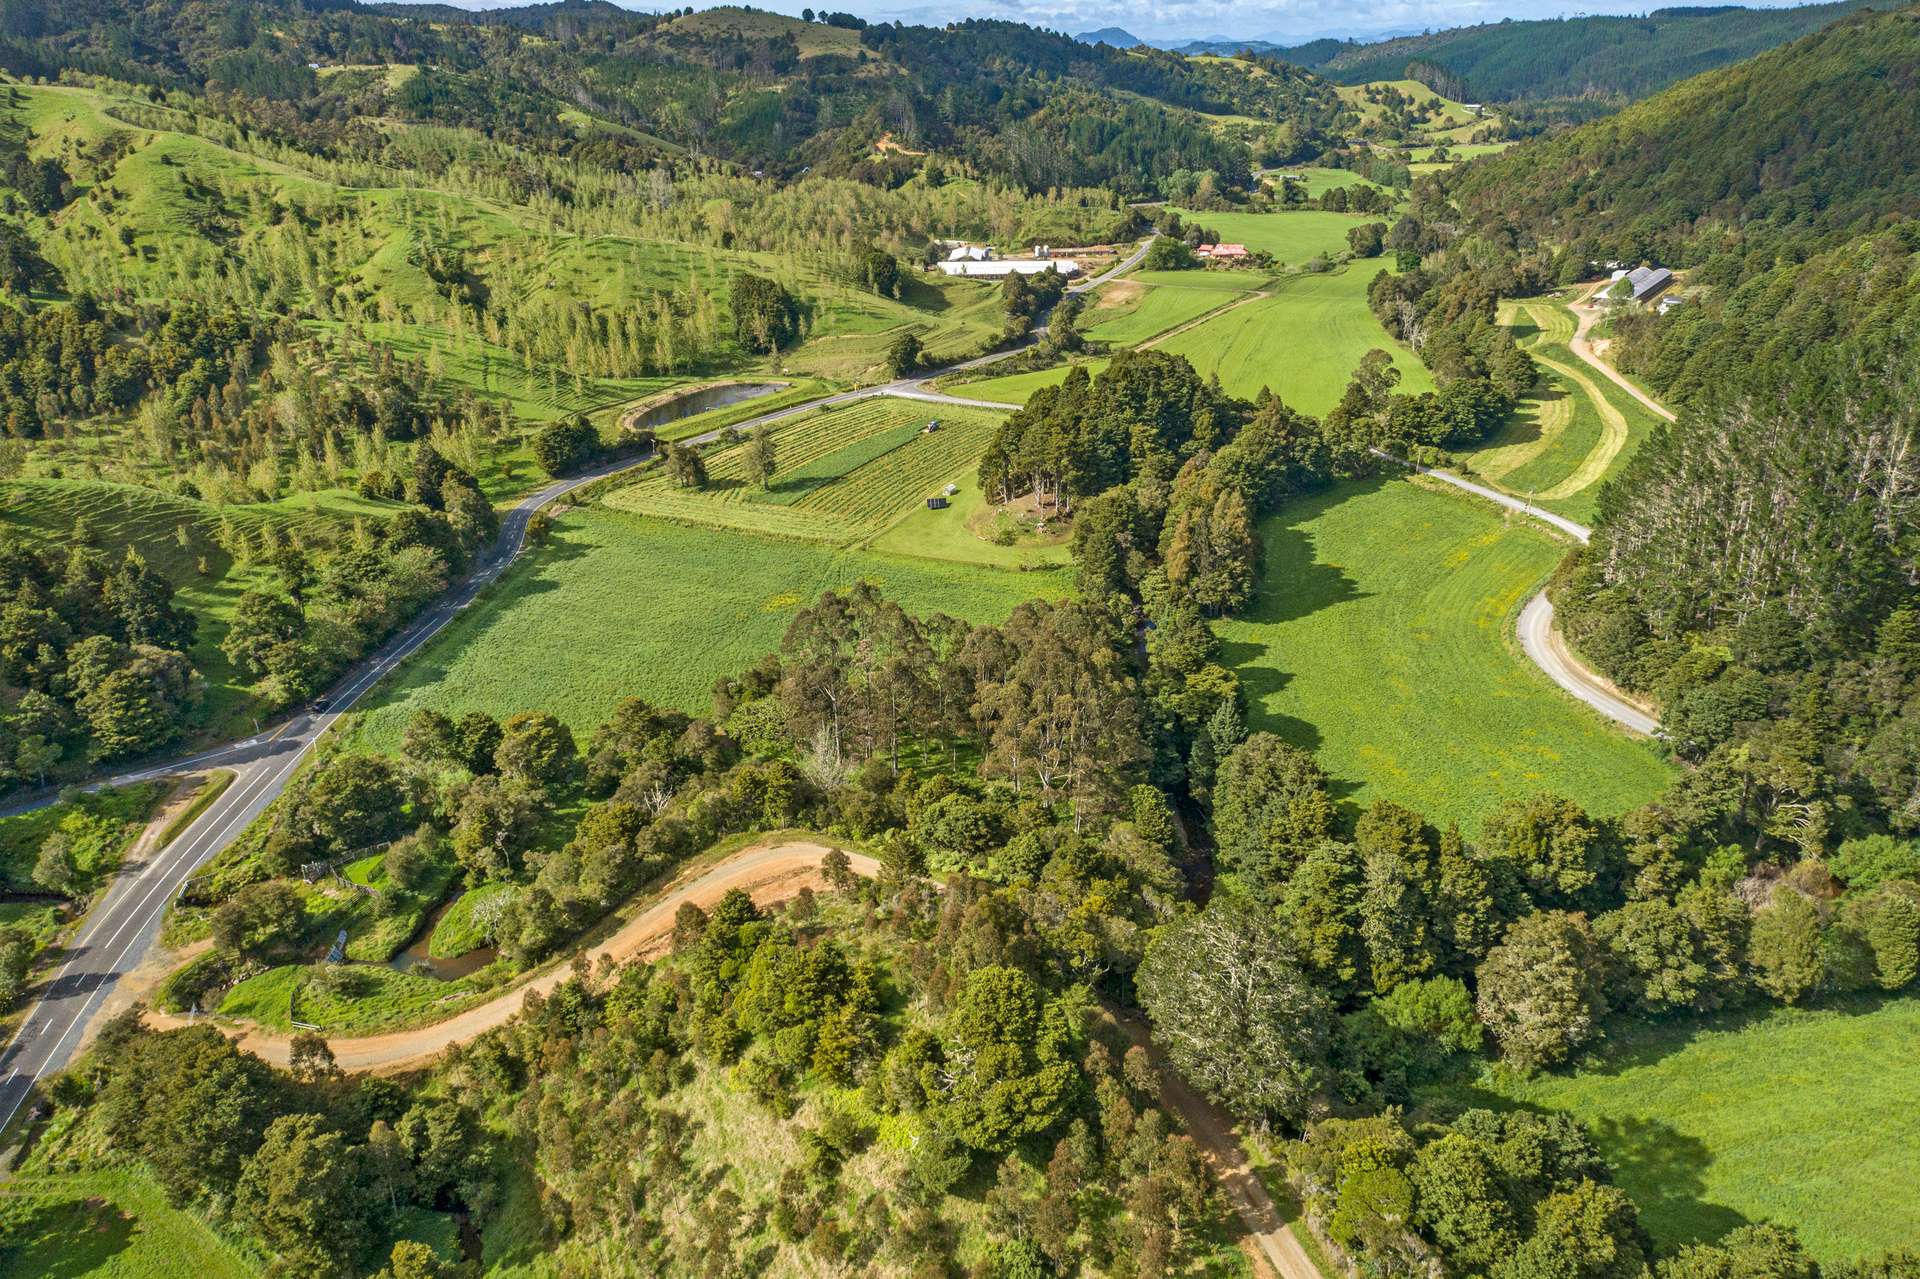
<box><xmin>157</xmin><ymin>770</ymin><xmax>236</xmax><ymax>849</ymax></box>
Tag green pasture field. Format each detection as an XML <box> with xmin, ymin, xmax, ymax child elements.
<box><xmin>1128</xmin><ymin>269</ymin><xmax>1266</xmax><ymax>291</ymax></box>
<box><xmin>871</xmin><ymin>474</ymin><xmax>1074</xmax><ymax>570</ymax></box>
<box><xmin>0</xmin><ymin>478</ymin><xmax>397</xmax><ymax>741</ymax></box>
<box><xmin>606</xmin><ymin>397</ymin><xmax>1009</xmax><ymax>542</ymax></box>
<box><xmin>1082</xmin><ymin>284</ymin><xmax>1246</xmax><ymax>346</ymax></box>
<box><xmin>950</xmin><ymin>358</ymin><xmax>1113</xmax><ymax>405</ymax></box>
<box><xmin>1153</xmin><ymin>266</ymin><xmax>1431</xmax><ymax>416</ymax></box>
<box><xmin>1214</xmin><ymin>477</ymin><xmax>1674</xmax><ymax>831</ymax></box>
<box><xmin>348</xmin><ymin>506</ymin><xmax>1070</xmax><ymax>751</ymax></box>
<box><xmin>1458</xmin><ymin>301</ymin><xmax>1661</xmax><ymax>525</ymax></box>
<box><xmin>1260</xmin><ymin>166</ymin><xmax>1397</xmax><ymax>201</ymax></box>
<box><xmin>1409</xmin><ymin>141</ymin><xmax>1514</xmax><ymax>164</ymax></box>
<box><xmin>0</xmin><ymin>1170</ymin><xmax>261</xmax><ymax>1279</ymax></box>
<box><xmin>1166</xmin><ymin>207</ymin><xmax>1383</xmax><ymax>263</ymax></box>
<box><xmin>1418</xmin><ymin>996</ymin><xmax>1920</xmax><ymax>1263</ymax></box>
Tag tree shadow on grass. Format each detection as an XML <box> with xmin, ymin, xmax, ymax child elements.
<box><xmin>1212</xmin><ymin>478</ymin><xmax>1382</xmax><ymax>814</ymax></box>
<box><xmin>1505</xmin><ymin>314</ymin><xmax>1543</xmax><ymax>344</ymax></box>
<box><xmin>1574</xmin><ymin>991</ymin><xmax>1903</xmax><ymax>1081</ymax></box>
<box><xmin>0</xmin><ymin>1196</ymin><xmax>137</xmax><ymax>1279</ymax></box>
<box><xmin>1420</xmin><ymin>1085</ymin><xmax>1750</xmax><ymax>1251</ymax></box>
<box><xmin>1590</xmin><ymin>1113</ymin><xmax>1751</xmax><ymax>1248</ymax></box>
<box><xmin>1481</xmin><ymin>385</ymin><xmax>1567</xmax><ymax>454</ymax></box>
<box><xmin>759</xmin><ymin>474</ymin><xmax>838</xmax><ymax>502</ymax></box>
<box><xmin>1237</xmin><ymin>479</ymin><xmax>1377</xmax><ymax>626</ymax></box>
<box><xmin>899</xmin><ymin>275</ymin><xmax>953</xmax><ymax>313</ymax></box>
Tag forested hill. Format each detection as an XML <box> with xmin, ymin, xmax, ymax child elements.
<box><xmin>1290</xmin><ymin>0</ymin><xmax>1881</xmax><ymax>102</ymax></box>
<box><xmin>1448</xmin><ymin>5</ymin><xmax>1920</xmax><ymax>271</ymax></box>
<box><xmin>0</xmin><ymin>0</ymin><xmax>1345</xmax><ymax>192</ymax></box>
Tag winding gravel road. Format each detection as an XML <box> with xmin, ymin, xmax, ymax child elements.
<box><xmin>1374</xmin><ymin>450</ymin><xmax>1662</xmax><ymax>738</ymax></box>
<box><xmin>0</xmin><ymin>238</ymin><xmax>1157</xmax><ymax>1136</ymax></box>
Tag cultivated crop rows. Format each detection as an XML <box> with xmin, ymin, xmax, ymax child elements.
<box><xmin>607</xmin><ymin>396</ymin><xmax>1008</xmax><ymax>542</ymax></box>
<box><xmin>601</xmin><ymin>485</ymin><xmax>858</xmax><ymax>543</ymax></box>
<box><xmin>797</xmin><ymin>413</ymin><xmax>1003</xmax><ymax>529</ymax></box>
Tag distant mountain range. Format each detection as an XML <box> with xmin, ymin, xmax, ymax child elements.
<box><xmin>1077</xmin><ymin>0</ymin><xmax>1881</xmax><ymax>103</ymax></box>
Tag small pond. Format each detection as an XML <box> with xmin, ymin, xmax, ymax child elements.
<box><xmin>625</xmin><ymin>381</ymin><xmax>788</xmax><ymax>431</ymax></box>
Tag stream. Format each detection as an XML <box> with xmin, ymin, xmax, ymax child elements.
<box><xmin>388</xmin><ymin>893</ymin><xmax>498</xmax><ymax>981</ymax></box>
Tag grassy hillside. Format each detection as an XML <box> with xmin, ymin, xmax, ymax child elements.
<box><xmin>0</xmin><ymin>480</ymin><xmax>399</xmax><ymax>739</ymax></box>
<box><xmin>1419</xmin><ymin>996</ymin><xmax>1920</xmax><ymax>1262</ymax></box>
<box><xmin>7</xmin><ymin>0</ymin><xmax>1327</xmax><ymax>196</ymax></box>
<box><xmin>1214</xmin><ymin>478</ymin><xmax>1675</xmax><ymax>831</ymax></box>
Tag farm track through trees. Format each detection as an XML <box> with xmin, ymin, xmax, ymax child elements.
<box><xmin>146</xmin><ymin>834</ymin><xmax>1328</xmax><ymax>1279</ymax></box>
<box><xmin>1569</xmin><ymin>284</ymin><xmax>1679</xmax><ymax>423</ymax></box>
<box><xmin>144</xmin><ymin>839</ymin><xmax>880</xmax><ymax>1072</ymax></box>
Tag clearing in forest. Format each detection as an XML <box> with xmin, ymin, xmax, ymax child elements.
<box><xmin>1418</xmin><ymin>995</ymin><xmax>1920</xmax><ymax>1264</ymax></box>
<box><xmin>604</xmin><ymin>397</ymin><xmax>1009</xmax><ymax>543</ymax></box>
<box><xmin>1214</xmin><ymin>477</ymin><xmax>1674</xmax><ymax>832</ymax></box>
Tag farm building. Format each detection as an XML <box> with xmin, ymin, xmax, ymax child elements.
<box><xmin>938</xmin><ymin>258</ymin><xmax>1081</xmax><ymax>278</ymax></box>
<box><xmin>926</xmin><ymin>496</ymin><xmax>949</xmax><ymax>509</ymax></box>
<box><xmin>947</xmin><ymin>245</ymin><xmax>994</xmax><ymax>262</ymax></box>
<box><xmin>1606</xmin><ymin>265</ymin><xmax>1673</xmax><ymax>304</ymax></box>
<box><xmin>1195</xmin><ymin>243</ymin><xmax>1250</xmax><ymax>260</ymax></box>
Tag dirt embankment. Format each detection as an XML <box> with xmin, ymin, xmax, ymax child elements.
<box><xmin>146</xmin><ymin>838</ymin><xmax>876</xmax><ymax>1074</ymax></box>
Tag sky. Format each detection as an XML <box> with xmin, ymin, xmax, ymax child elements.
<box><xmin>386</xmin><ymin>0</ymin><xmax>1821</xmax><ymax>43</ymax></box>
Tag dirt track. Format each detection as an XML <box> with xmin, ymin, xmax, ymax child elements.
<box><xmin>154</xmin><ymin>834</ymin><xmax>1326</xmax><ymax>1277</ymax></box>
<box><xmin>1569</xmin><ymin>284</ymin><xmax>1678</xmax><ymax>423</ymax></box>
<box><xmin>147</xmin><ymin>838</ymin><xmax>877</xmax><ymax>1073</ymax></box>
<box><xmin>1107</xmin><ymin>1010</ymin><xmax>1322</xmax><ymax>1279</ymax></box>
